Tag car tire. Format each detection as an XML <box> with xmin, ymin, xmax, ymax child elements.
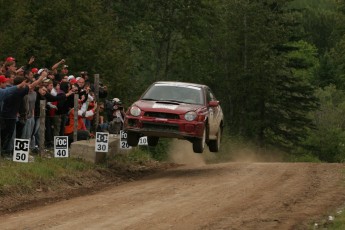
<box><xmin>193</xmin><ymin>128</ymin><xmax>206</xmax><ymax>153</ymax></box>
<box><xmin>147</xmin><ymin>136</ymin><xmax>159</xmax><ymax>146</ymax></box>
<box><xmin>127</xmin><ymin>132</ymin><xmax>139</xmax><ymax>146</ymax></box>
<box><xmin>209</xmin><ymin>126</ymin><xmax>222</xmax><ymax>152</ymax></box>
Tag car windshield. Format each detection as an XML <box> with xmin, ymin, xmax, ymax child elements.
<box><xmin>141</xmin><ymin>84</ymin><xmax>204</xmax><ymax>105</ymax></box>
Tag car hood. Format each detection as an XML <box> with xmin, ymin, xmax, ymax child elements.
<box><xmin>133</xmin><ymin>100</ymin><xmax>204</xmax><ymax>114</ymax></box>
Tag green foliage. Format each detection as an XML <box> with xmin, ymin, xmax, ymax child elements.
<box><xmin>329</xmin><ymin>37</ymin><xmax>345</xmax><ymax>90</ymax></box>
<box><xmin>290</xmin><ymin>0</ymin><xmax>338</xmax><ymax>53</ymax></box>
<box><xmin>296</xmin><ymin>85</ymin><xmax>345</xmax><ymax>162</ymax></box>
<box><xmin>315</xmin><ymin>52</ymin><xmax>338</xmax><ymax>88</ymax></box>
<box><xmin>285</xmin><ymin>40</ymin><xmax>319</xmax><ymax>82</ymax></box>
<box><xmin>207</xmin><ymin>1</ymin><xmax>320</xmax><ymax>150</ymax></box>
<box><xmin>286</xmin><ymin>152</ymin><xmax>321</xmax><ymax>162</ymax></box>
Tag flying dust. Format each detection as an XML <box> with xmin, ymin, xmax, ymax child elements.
<box><xmin>167</xmin><ymin>139</ymin><xmax>206</xmax><ymax>166</ymax></box>
<box><xmin>166</xmin><ymin>138</ymin><xmax>285</xmax><ymax>165</ymax></box>
<box><xmin>216</xmin><ymin>138</ymin><xmax>286</xmax><ymax>163</ymax></box>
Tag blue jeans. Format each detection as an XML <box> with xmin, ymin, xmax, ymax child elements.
<box><xmin>31</xmin><ymin>117</ymin><xmax>40</xmax><ymax>148</ymax></box>
<box><xmin>21</xmin><ymin>117</ymin><xmax>35</xmax><ymax>140</ymax></box>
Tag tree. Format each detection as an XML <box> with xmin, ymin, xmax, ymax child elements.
<box><xmin>207</xmin><ymin>0</ymin><xmax>320</xmax><ymax>149</ymax></box>
<box><xmin>301</xmin><ymin>85</ymin><xmax>345</xmax><ymax>162</ymax></box>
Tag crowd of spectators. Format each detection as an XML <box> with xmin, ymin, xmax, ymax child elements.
<box><xmin>0</xmin><ymin>56</ymin><xmax>113</xmax><ymax>156</ymax></box>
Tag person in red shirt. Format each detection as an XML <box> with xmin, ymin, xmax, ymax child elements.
<box><xmin>65</xmin><ymin>100</ymin><xmax>97</xmax><ymax>144</ymax></box>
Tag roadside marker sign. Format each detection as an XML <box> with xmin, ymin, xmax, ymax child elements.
<box><xmin>95</xmin><ymin>132</ymin><xmax>109</xmax><ymax>152</ymax></box>
<box><xmin>13</xmin><ymin>138</ymin><xmax>30</xmax><ymax>163</ymax></box>
<box><xmin>54</xmin><ymin>136</ymin><xmax>69</xmax><ymax>158</ymax></box>
<box><xmin>138</xmin><ymin>136</ymin><xmax>148</xmax><ymax>146</ymax></box>
<box><xmin>120</xmin><ymin>130</ymin><xmax>132</xmax><ymax>149</ymax></box>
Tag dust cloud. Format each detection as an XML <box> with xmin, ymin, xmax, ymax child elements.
<box><xmin>167</xmin><ymin>139</ymin><xmax>206</xmax><ymax>166</ymax></box>
<box><xmin>227</xmin><ymin>147</ymin><xmax>284</xmax><ymax>162</ymax></box>
<box><xmin>213</xmin><ymin>139</ymin><xmax>286</xmax><ymax>163</ymax></box>
<box><xmin>166</xmin><ymin>138</ymin><xmax>284</xmax><ymax>166</ymax></box>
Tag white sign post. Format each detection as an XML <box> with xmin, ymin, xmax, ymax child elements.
<box><xmin>120</xmin><ymin>130</ymin><xmax>132</xmax><ymax>149</ymax></box>
<box><xmin>13</xmin><ymin>138</ymin><xmax>30</xmax><ymax>163</ymax></box>
<box><xmin>54</xmin><ymin>136</ymin><xmax>69</xmax><ymax>158</ymax></box>
<box><xmin>95</xmin><ymin>132</ymin><xmax>109</xmax><ymax>152</ymax></box>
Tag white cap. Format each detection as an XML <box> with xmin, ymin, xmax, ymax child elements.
<box><xmin>112</xmin><ymin>98</ymin><xmax>120</xmax><ymax>103</ymax></box>
<box><xmin>76</xmin><ymin>77</ymin><xmax>81</xmax><ymax>81</ymax></box>
<box><xmin>38</xmin><ymin>68</ymin><xmax>45</xmax><ymax>75</ymax></box>
<box><xmin>67</xmin><ymin>75</ymin><xmax>75</xmax><ymax>81</ymax></box>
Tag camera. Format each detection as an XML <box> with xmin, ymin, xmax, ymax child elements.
<box><xmin>104</xmin><ymin>99</ymin><xmax>123</xmax><ymax>120</ymax></box>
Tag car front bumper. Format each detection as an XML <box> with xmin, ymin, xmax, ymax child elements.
<box><xmin>124</xmin><ymin>116</ymin><xmax>205</xmax><ymax>139</ymax></box>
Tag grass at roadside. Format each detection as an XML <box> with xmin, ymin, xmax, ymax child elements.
<box><xmin>309</xmin><ymin>209</ymin><xmax>345</xmax><ymax>229</ymax></box>
<box><xmin>327</xmin><ymin>214</ymin><xmax>345</xmax><ymax>229</ymax></box>
<box><xmin>0</xmin><ymin>146</ymin><xmax>167</xmax><ymax>197</ymax></box>
<box><xmin>0</xmin><ymin>157</ymin><xmax>99</xmax><ymax>196</ymax></box>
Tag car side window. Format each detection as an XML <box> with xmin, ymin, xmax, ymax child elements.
<box><xmin>206</xmin><ymin>88</ymin><xmax>213</xmax><ymax>103</ymax></box>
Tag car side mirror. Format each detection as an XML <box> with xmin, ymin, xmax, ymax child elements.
<box><xmin>209</xmin><ymin>100</ymin><xmax>219</xmax><ymax>107</ymax></box>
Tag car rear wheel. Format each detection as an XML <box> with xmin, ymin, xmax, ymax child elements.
<box><xmin>209</xmin><ymin>126</ymin><xmax>222</xmax><ymax>152</ymax></box>
<box><xmin>127</xmin><ymin>132</ymin><xmax>139</xmax><ymax>146</ymax></box>
<box><xmin>193</xmin><ymin>128</ymin><xmax>206</xmax><ymax>153</ymax></box>
<box><xmin>147</xmin><ymin>136</ymin><xmax>159</xmax><ymax>146</ymax></box>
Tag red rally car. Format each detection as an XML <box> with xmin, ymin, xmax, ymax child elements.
<box><xmin>124</xmin><ymin>81</ymin><xmax>224</xmax><ymax>153</ymax></box>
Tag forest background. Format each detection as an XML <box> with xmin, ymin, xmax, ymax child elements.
<box><xmin>1</xmin><ymin>0</ymin><xmax>345</xmax><ymax>162</ymax></box>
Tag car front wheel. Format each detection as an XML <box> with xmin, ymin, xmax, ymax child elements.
<box><xmin>193</xmin><ymin>128</ymin><xmax>206</xmax><ymax>153</ymax></box>
<box><xmin>209</xmin><ymin>126</ymin><xmax>222</xmax><ymax>152</ymax></box>
<box><xmin>148</xmin><ymin>136</ymin><xmax>159</xmax><ymax>146</ymax></box>
<box><xmin>127</xmin><ymin>132</ymin><xmax>139</xmax><ymax>146</ymax></box>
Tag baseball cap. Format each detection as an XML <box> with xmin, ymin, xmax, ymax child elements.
<box><xmin>31</xmin><ymin>68</ymin><xmax>39</xmax><ymax>74</ymax></box>
<box><xmin>6</xmin><ymin>56</ymin><xmax>16</xmax><ymax>62</ymax></box>
<box><xmin>63</xmin><ymin>65</ymin><xmax>68</xmax><ymax>69</ymax></box>
<box><xmin>112</xmin><ymin>98</ymin><xmax>120</xmax><ymax>102</ymax></box>
<box><xmin>38</xmin><ymin>68</ymin><xmax>45</xmax><ymax>75</ymax></box>
<box><xmin>70</xmin><ymin>79</ymin><xmax>78</xmax><ymax>84</ymax></box>
<box><xmin>0</xmin><ymin>75</ymin><xmax>10</xmax><ymax>83</ymax></box>
<box><xmin>68</xmin><ymin>75</ymin><xmax>75</xmax><ymax>81</ymax></box>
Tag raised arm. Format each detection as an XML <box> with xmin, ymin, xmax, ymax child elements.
<box><xmin>51</xmin><ymin>59</ymin><xmax>65</xmax><ymax>74</ymax></box>
<box><xmin>29</xmin><ymin>70</ymin><xmax>48</xmax><ymax>90</ymax></box>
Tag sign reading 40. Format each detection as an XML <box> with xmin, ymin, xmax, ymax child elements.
<box><xmin>54</xmin><ymin>136</ymin><xmax>69</xmax><ymax>158</ymax></box>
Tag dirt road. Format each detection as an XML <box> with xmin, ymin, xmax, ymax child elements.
<box><xmin>1</xmin><ymin>162</ymin><xmax>345</xmax><ymax>230</ymax></box>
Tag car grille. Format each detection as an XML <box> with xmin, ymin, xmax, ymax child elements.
<box><xmin>142</xmin><ymin>122</ymin><xmax>179</xmax><ymax>131</ymax></box>
<box><xmin>144</xmin><ymin>112</ymin><xmax>180</xmax><ymax>119</ymax></box>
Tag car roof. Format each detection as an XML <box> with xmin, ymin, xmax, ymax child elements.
<box><xmin>153</xmin><ymin>81</ymin><xmax>207</xmax><ymax>89</ymax></box>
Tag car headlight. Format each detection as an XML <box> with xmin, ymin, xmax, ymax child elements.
<box><xmin>184</xmin><ymin>111</ymin><xmax>197</xmax><ymax>121</ymax></box>
<box><xmin>130</xmin><ymin>106</ymin><xmax>141</xmax><ymax>116</ymax></box>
